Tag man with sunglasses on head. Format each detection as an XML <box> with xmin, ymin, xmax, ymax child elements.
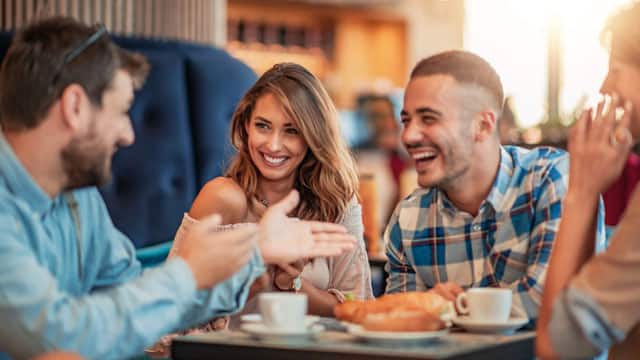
<box><xmin>0</xmin><ymin>17</ymin><xmax>355</xmax><ymax>359</ymax></box>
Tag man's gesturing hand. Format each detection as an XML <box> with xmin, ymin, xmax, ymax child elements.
<box><xmin>258</xmin><ymin>190</ymin><xmax>356</xmax><ymax>264</ymax></box>
<box><xmin>175</xmin><ymin>214</ymin><xmax>258</xmax><ymax>289</ymax></box>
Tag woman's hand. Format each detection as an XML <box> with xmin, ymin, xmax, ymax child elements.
<box><xmin>273</xmin><ymin>260</ymin><xmax>305</xmax><ymax>290</ymax></box>
<box><xmin>567</xmin><ymin>94</ymin><xmax>633</xmax><ymax>196</ymax></box>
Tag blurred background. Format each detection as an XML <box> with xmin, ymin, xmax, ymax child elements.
<box><xmin>1</xmin><ymin>0</ymin><xmax>627</xmax><ymax>146</ymax></box>
<box><xmin>0</xmin><ymin>0</ymin><xmax>632</xmax><ymax>260</ymax></box>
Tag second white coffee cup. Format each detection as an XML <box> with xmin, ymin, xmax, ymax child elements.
<box><xmin>258</xmin><ymin>292</ymin><xmax>308</xmax><ymax>331</ymax></box>
<box><xmin>455</xmin><ymin>288</ymin><xmax>512</xmax><ymax>323</ymax></box>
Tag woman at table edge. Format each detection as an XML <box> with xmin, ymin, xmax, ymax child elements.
<box><xmin>176</xmin><ymin>62</ymin><xmax>373</xmax><ymax>319</ymax></box>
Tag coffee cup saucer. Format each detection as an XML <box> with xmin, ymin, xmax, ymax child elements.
<box><xmin>240</xmin><ymin>322</ymin><xmax>324</xmax><ymax>340</ymax></box>
<box><xmin>452</xmin><ymin>316</ymin><xmax>528</xmax><ymax>334</ymax></box>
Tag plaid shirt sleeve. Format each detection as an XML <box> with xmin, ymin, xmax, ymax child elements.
<box><xmin>503</xmin><ymin>156</ymin><xmax>606</xmax><ymax>320</ymax></box>
<box><xmin>383</xmin><ymin>204</ymin><xmax>417</xmax><ymax>294</ymax></box>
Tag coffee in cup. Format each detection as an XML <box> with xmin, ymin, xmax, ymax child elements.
<box><xmin>455</xmin><ymin>288</ymin><xmax>512</xmax><ymax>323</ymax></box>
<box><xmin>258</xmin><ymin>292</ymin><xmax>308</xmax><ymax>331</ymax></box>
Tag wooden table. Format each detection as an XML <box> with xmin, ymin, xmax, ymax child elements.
<box><xmin>172</xmin><ymin>329</ymin><xmax>534</xmax><ymax>360</ymax></box>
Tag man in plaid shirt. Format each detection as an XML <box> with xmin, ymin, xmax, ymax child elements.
<box><xmin>384</xmin><ymin>50</ymin><xmax>606</xmax><ymax>320</ymax></box>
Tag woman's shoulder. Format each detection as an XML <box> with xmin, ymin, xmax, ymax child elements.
<box><xmin>346</xmin><ymin>195</ymin><xmax>362</xmax><ymax>215</ymax></box>
<box><xmin>338</xmin><ymin>195</ymin><xmax>363</xmax><ymax>232</ymax></box>
<box><xmin>205</xmin><ymin>176</ymin><xmax>245</xmax><ymax>194</ymax></box>
<box><xmin>189</xmin><ymin>177</ymin><xmax>249</xmax><ymax>223</ymax></box>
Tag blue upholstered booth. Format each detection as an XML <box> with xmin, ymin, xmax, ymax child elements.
<box><xmin>0</xmin><ymin>32</ymin><xmax>257</xmax><ymax>263</ymax></box>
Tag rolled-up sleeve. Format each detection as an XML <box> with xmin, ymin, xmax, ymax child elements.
<box><xmin>548</xmin><ymin>185</ymin><xmax>640</xmax><ymax>358</ymax></box>
<box><xmin>549</xmin><ymin>287</ymin><xmax>623</xmax><ymax>358</ymax></box>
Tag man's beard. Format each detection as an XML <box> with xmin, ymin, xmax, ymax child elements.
<box><xmin>61</xmin><ymin>133</ymin><xmax>113</xmax><ymax>191</ymax></box>
<box><xmin>415</xmin><ymin>131</ymin><xmax>473</xmax><ymax>190</ymax></box>
<box><xmin>417</xmin><ymin>150</ymin><xmax>471</xmax><ymax>190</ymax></box>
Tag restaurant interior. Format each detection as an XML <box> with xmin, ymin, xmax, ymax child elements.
<box><xmin>0</xmin><ymin>0</ymin><xmax>637</xmax><ymax>359</ymax></box>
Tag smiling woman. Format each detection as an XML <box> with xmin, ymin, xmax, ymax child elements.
<box><xmin>148</xmin><ymin>62</ymin><xmax>373</xmax><ymax>355</ymax></box>
<box><xmin>182</xmin><ymin>62</ymin><xmax>372</xmax><ymax>316</ymax></box>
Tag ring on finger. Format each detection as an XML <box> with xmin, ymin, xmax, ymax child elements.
<box><xmin>610</xmin><ymin>133</ymin><xmax>618</xmax><ymax>146</ymax></box>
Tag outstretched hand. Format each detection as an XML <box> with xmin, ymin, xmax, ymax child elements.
<box><xmin>175</xmin><ymin>214</ymin><xmax>258</xmax><ymax>289</ymax></box>
<box><xmin>258</xmin><ymin>190</ymin><xmax>356</xmax><ymax>264</ymax></box>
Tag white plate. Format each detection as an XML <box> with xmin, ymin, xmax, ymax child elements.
<box><xmin>240</xmin><ymin>314</ymin><xmax>320</xmax><ymax>325</ymax></box>
<box><xmin>452</xmin><ymin>316</ymin><xmax>529</xmax><ymax>334</ymax></box>
<box><xmin>346</xmin><ymin>324</ymin><xmax>449</xmax><ymax>344</ymax></box>
<box><xmin>240</xmin><ymin>322</ymin><xmax>324</xmax><ymax>340</ymax></box>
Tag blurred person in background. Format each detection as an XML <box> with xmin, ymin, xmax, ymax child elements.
<box><xmin>537</xmin><ymin>2</ymin><xmax>640</xmax><ymax>358</ymax></box>
<box><xmin>354</xmin><ymin>93</ymin><xmax>410</xmax><ymax>232</ymax></box>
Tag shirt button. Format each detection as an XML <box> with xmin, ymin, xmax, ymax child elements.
<box><xmin>472</xmin><ymin>224</ymin><xmax>481</xmax><ymax>231</ymax></box>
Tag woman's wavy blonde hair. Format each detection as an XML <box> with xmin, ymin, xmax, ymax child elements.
<box><xmin>226</xmin><ymin>63</ymin><xmax>359</xmax><ymax>222</ymax></box>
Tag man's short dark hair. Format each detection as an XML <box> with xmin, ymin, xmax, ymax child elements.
<box><xmin>410</xmin><ymin>50</ymin><xmax>504</xmax><ymax>113</ymax></box>
<box><xmin>602</xmin><ymin>1</ymin><xmax>640</xmax><ymax>67</ymax></box>
<box><xmin>0</xmin><ymin>16</ymin><xmax>149</xmax><ymax>131</ymax></box>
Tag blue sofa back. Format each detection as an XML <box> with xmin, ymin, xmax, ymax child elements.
<box><xmin>0</xmin><ymin>32</ymin><xmax>257</xmax><ymax>249</ymax></box>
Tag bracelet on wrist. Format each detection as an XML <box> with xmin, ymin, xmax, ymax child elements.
<box><xmin>273</xmin><ymin>275</ymin><xmax>302</xmax><ymax>292</ymax></box>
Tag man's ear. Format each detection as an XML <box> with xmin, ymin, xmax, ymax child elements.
<box><xmin>59</xmin><ymin>84</ymin><xmax>90</xmax><ymax>132</ymax></box>
<box><xmin>473</xmin><ymin>109</ymin><xmax>498</xmax><ymax>142</ymax></box>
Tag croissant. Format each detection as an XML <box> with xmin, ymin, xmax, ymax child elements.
<box><xmin>334</xmin><ymin>291</ymin><xmax>450</xmax><ymax>331</ymax></box>
<box><xmin>362</xmin><ymin>308</ymin><xmax>445</xmax><ymax>332</ymax></box>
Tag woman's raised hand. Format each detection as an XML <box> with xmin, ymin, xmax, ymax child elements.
<box><xmin>568</xmin><ymin>94</ymin><xmax>633</xmax><ymax>195</ymax></box>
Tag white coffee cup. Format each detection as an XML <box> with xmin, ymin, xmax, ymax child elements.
<box><xmin>258</xmin><ymin>292</ymin><xmax>308</xmax><ymax>331</ymax></box>
<box><xmin>455</xmin><ymin>288</ymin><xmax>512</xmax><ymax>323</ymax></box>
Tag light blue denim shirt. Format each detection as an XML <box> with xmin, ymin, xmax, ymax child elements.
<box><xmin>0</xmin><ymin>134</ymin><xmax>265</xmax><ymax>359</ymax></box>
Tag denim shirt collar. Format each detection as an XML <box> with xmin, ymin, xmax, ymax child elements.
<box><xmin>0</xmin><ymin>132</ymin><xmax>54</xmax><ymax>214</ymax></box>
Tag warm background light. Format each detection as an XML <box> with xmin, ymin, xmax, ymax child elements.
<box><xmin>465</xmin><ymin>0</ymin><xmax>630</xmax><ymax>129</ymax></box>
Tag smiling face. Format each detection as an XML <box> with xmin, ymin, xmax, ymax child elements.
<box><xmin>62</xmin><ymin>70</ymin><xmax>135</xmax><ymax>189</ymax></box>
<box><xmin>245</xmin><ymin>92</ymin><xmax>308</xmax><ymax>186</ymax></box>
<box><xmin>401</xmin><ymin>74</ymin><xmax>476</xmax><ymax>189</ymax></box>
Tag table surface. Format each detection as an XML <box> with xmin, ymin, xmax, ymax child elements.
<box><xmin>172</xmin><ymin>327</ymin><xmax>535</xmax><ymax>360</ymax></box>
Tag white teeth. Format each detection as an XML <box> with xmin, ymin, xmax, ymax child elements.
<box><xmin>264</xmin><ymin>154</ymin><xmax>287</xmax><ymax>164</ymax></box>
<box><xmin>413</xmin><ymin>151</ymin><xmax>437</xmax><ymax>160</ymax></box>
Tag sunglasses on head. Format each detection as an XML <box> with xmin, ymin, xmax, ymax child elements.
<box><xmin>51</xmin><ymin>24</ymin><xmax>108</xmax><ymax>85</ymax></box>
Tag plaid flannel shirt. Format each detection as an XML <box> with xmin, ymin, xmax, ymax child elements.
<box><xmin>384</xmin><ymin>146</ymin><xmax>606</xmax><ymax>320</ymax></box>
